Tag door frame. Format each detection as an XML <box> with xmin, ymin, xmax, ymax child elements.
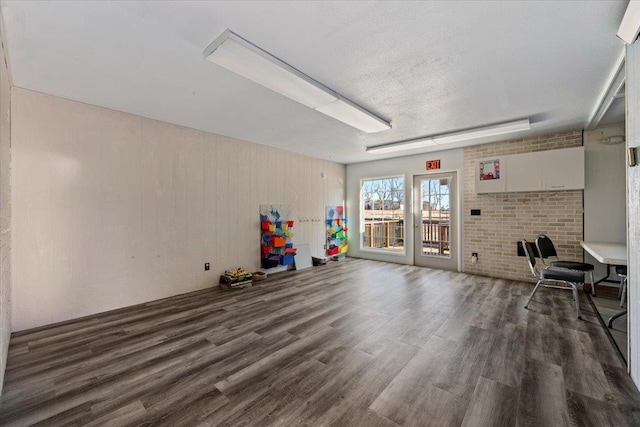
<box><xmin>412</xmin><ymin>171</ymin><xmax>460</xmax><ymax>271</ymax></box>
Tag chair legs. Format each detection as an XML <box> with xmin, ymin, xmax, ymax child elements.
<box><xmin>589</xmin><ymin>270</ymin><xmax>595</xmax><ymax>296</ymax></box>
<box><xmin>524</xmin><ymin>280</ymin><xmax>543</xmax><ymax>310</ymax></box>
<box><xmin>572</xmin><ymin>284</ymin><xmax>581</xmax><ymax>319</ymax></box>
<box><xmin>608</xmin><ymin>310</ymin><xmax>627</xmax><ymax>328</ymax></box>
<box><xmin>618</xmin><ymin>278</ymin><xmax>623</xmax><ymax>298</ymax></box>
<box><xmin>524</xmin><ymin>279</ymin><xmax>581</xmax><ymax>319</ymax></box>
<box><xmin>620</xmin><ymin>276</ymin><xmax>627</xmax><ymax>308</ymax></box>
<box><xmin>609</xmin><ymin>271</ymin><xmax>627</xmax><ymax>327</ymax></box>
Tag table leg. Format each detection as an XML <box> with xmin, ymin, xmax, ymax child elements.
<box><xmin>583</xmin><ymin>265</ymin><xmax>607</xmax><ymax>296</ymax></box>
<box><xmin>591</xmin><ymin>264</ymin><xmax>624</xmax><ymax>297</ymax></box>
<box><xmin>593</xmin><ymin>264</ymin><xmax>613</xmax><ymax>285</ymax></box>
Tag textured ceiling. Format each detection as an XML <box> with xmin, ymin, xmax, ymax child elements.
<box><xmin>0</xmin><ymin>1</ymin><xmax>628</xmax><ymax>163</ymax></box>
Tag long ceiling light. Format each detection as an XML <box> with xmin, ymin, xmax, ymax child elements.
<box><xmin>431</xmin><ymin>118</ymin><xmax>531</xmax><ymax>144</ymax></box>
<box><xmin>365</xmin><ymin>137</ymin><xmax>436</xmax><ymax>154</ymax></box>
<box><xmin>618</xmin><ymin>0</ymin><xmax>640</xmax><ymax>44</ymax></box>
<box><xmin>586</xmin><ymin>54</ymin><xmax>625</xmax><ymax>130</ymax></box>
<box><xmin>203</xmin><ymin>29</ymin><xmax>391</xmax><ymax>133</ymax></box>
<box><xmin>366</xmin><ymin>118</ymin><xmax>530</xmax><ymax>154</ymax></box>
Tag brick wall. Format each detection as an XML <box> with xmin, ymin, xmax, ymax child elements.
<box><xmin>463</xmin><ymin>130</ymin><xmax>584</xmax><ymax>282</ymax></box>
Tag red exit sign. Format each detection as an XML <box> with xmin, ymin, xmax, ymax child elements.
<box><xmin>426</xmin><ymin>159</ymin><xmax>441</xmax><ymax>170</ymax></box>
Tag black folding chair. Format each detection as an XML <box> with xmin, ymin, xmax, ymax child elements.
<box><xmin>536</xmin><ymin>234</ymin><xmax>595</xmax><ymax>295</ymax></box>
<box><xmin>523</xmin><ymin>240</ymin><xmax>584</xmax><ymax>319</ymax></box>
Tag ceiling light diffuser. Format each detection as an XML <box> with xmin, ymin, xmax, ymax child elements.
<box><xmin>365</xmin><ymin>137</ymin><xmax>436</xmax><ymax>154</ymax></box>
<box><xmin>316</xmin><ymin>99</ymin><xmax>391</xmax><ymax>133</ymax></box>
<box><xmin>366</xmin><ymin>118</ymin><xmax>530</xmax><ymax>155</ymax></box>
<box><xmin>431</xmin><ymin>119</ymin><xmax>531</xmax><ymax>145</ymax></box>
<box><xmin>618</xmin><ymin>0</ymin><xmax>640</xmax><ymax>44</ymax></box>
<box><xmin>587</xmin><ymin>55</ymin><xmax>625</xmax><ymax>129</ymax></box>
<box><xmin>204</xmin><ymin>29</ymin><xmax>391</xmax><ymax>133</ymax></box>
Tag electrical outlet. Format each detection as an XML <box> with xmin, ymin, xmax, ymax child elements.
<box><xmin>204</xmin><ymin>263</ymin><xmax>210</xmax><ymax>271</ymax></box>
<box><xmin>471</xmin><ymin>253</ymin><xmax>478</xmax><ymax>264</ymax></box>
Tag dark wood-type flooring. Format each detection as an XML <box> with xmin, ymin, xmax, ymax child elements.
<box><xmin>1</xmin><ymin>258</ymin><xmax>639</xmax><ymax>426</ymax></box>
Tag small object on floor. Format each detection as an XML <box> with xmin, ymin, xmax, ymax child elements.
<box><xmin>312</xmin><ymin>256</ymin><xmax>328</xmax><ymax>266</ymax></box>
<box><xmin>253</xmin><ymin>271</ymin><xmax>267</xmax><ymax>282</ymax></box>
<box><xmin>219</xmin><ymin>281</ymin><xmax>252</xmax><ymax>290</ymax></box>
<box><xmin>219</xmin><ymin>268</ymin><xmax>253</xmax><ymax>290</ymax></box>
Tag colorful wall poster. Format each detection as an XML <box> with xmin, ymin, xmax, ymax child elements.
<box><xmin>326</xmin><ymin>205</ymin><xmax>347</xmax><ymax>257</ymax></box>
<box><xmin>259</xmin><ymin>204</ymin><xmax>296</xmax><ymax>269</ymax></box>
<box><xmin>479</xmin><ymin>159</ymin><xmax>500</xmax><ymax>180</ymax></box>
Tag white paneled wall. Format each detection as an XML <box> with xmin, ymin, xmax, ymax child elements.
<box><xmin>584</xmin><ymin>126</ymin><xmax>626</xmax><ymax>283</ymax></box>
<box><xmin>11</xmin><ymin>88</ymin><xmax>345</xmax><ymax>331</ymax></box>
<box><xmin>627</xmin><ymin>42</ymin><xmax>640</xmax><ymax>386</ymax></box>
<box><xmin>0</xmin><ymin>29</ymin><xmax>12</xmax><ymax>395</ymax></box>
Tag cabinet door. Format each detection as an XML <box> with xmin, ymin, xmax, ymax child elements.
<box><xmin>505</xmin><ymin>151</ymin><xmax>543</xmax><ymax>192</ymax></box>
<box><xmin>542</xmin><ymin>147</ymin><xmax>584</xmax><ymax>190</ymax></box>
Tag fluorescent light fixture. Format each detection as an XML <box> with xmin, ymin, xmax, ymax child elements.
<box><xmin>204</xmin><ymin>29</ymin><xmax>391</xmax><ymax>133</ymax></box>
<box><xmin>316</xmin><ymin>99</ymin><xmax>391</xmax><ymax>133</ymax></box>
<box><xmin>586</xmin><ymin>54</ymin><xmax>625</xmax><ymax>130</ymax></box>
<box><xmin>366</xmin><ymin>118</ymin><xmax>530</xmax><ymax>155</ymax></box>
<box><xmin>366</xmin><ymin>137</ymin><xmax>436</xmax><ymax>154</ymax></box>
<box><xmin>431</xmin><ymin>119</ymin><xmax>530</xmax><ymax>145</ymax></box>
<box><xmin>618</xmin><ymin>1</ymin><xmax>640</xmax><ymax>44</ymax></box>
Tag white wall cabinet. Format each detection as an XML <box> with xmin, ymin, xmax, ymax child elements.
<box><xmin>475</xmin><ymin>146</ymin><xmax>584</xmax><ymax>193</ymax></box>
<box><xmin>505</xmin><ymin>151</ymin><xmax>544</xmax><ymax>192</ymax></box>
<box><xmin>541</xmin><ymin>147</ymin><xmax>585</xmax><ymax>191</ymax></box>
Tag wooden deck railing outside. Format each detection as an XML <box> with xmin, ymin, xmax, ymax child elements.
<box><xmin>363</xmin><ymin>211</ymin><xmax>450</xmax><ymax>256</ymax></box>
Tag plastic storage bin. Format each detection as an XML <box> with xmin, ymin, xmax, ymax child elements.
<box><xmin>262</xmin><ymin>256</ymin><xmax>280</xmax><ymax>269</ymax></box>
<box><xmin>281</xmin><ymin>253</ymin><xmax>296</xmax><ymax>266</ymax></box>
<box><xmin>272</xmin><ymin>236</ymin><xmax>286</xmax><ymax>247</ymax></box>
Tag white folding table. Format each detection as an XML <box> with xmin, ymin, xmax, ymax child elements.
<box><xmin>580</xmin><ymin>241</ymin><xmax>627</xmax><ymax>266</ymax></box>
<box><xmin>580</xmin><ymin>241</ymin><xmax>627</xmax><ymax>327</ymax></box>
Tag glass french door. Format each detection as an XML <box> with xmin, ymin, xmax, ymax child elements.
<box><xmin>413</xmin><ymin>172</ymin><xmax>458</xmax><ymax>271</ymax></box>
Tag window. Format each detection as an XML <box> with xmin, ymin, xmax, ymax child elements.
<box><xmin>361</xmin><ymin>176</ymin><xmax>405</xmax><ymax>251</ymax></box>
